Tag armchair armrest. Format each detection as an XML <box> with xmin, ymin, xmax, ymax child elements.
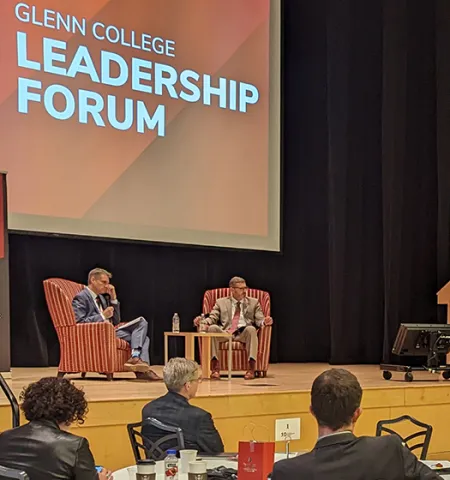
<box><xmin>60</xmin><ymin>322</ymin><xmax>118</xmax><ymax>355</ymax></box>
<box><xmin>56</xmin><ymin>322</ymin><xmax>120</xmax><ymax>373</ymax></box>
<box><xmin>258</xmin><ymin>323</ymin><xmax>273</xmax><ymax>335</ymax></box>
<box><xmin>75</xmin><ymin>322</ymin><xmax>116</xmax><ymax>348</ymax></box>
<box><xmin>75</xmin><ymin>321</ymin><xmax>116</xmax><ymax>341</ymax></box>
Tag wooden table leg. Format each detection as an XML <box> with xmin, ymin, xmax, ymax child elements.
<box><xmin>164</xmin><ymin>335</ymin><xmax>169</xmax><ymax>365</ymax></box>
<box><xmin>228</xmin><ymin>337</ymin><xmax>232</xmax><ymax>380</ymax></box>
<box><xmin>201</xmin><ymin>337</ymin><xmax>212</xmax><ymax>380</ymax></box>
<box><xmin>185</xmin><ymin>335</ymin><xmax>195</xmax><ymax>360</ymax></box>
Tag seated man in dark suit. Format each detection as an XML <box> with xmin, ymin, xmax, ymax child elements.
<box><xmin>272</xmin><ymin>368</ymin><xmax>441</xmax><ymax>480</ymax></box>
<box><xmin>142</xmin><ymin>357</ymin><xmax>224</xmax><ymax>456</ymax></box>
<box><xmin>72</xmin><ymin>267</ymin><xmax>160</xmax><ymax>381</ymax></box>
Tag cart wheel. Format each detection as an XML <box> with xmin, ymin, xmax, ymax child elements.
<box><xmin>404</xmin><ymin>372</ymin><xmax>413</xmax><ymax>382</ymax></box>
<box><xmin>382</xmin><ymin>371</ymin><xmax>392</xmax><ymax>380</ymax></box>
<box><xmin>442</xmin><ymin>370</ymin><xmax>450</xmax><ymax>380</ymax></box>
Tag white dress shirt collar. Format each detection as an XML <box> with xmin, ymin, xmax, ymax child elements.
<box><xmin>231</xmin><ymin>296</ymin><xmax>245</xmax><ymax>306</ymax></box>
<box><xmin>318</xmin><ymin>430</ymin><xmax>353</xmax><ymax>440</ymax></box>
<box><xmin>86</xmin><ymin>287</ymin><xmax>98</xmax><ymax>302</ymax></box>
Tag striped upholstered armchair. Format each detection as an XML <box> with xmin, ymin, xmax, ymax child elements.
<box><xmin>43</xmin><ymin>278</ymin><xmax>131</xmax><ymax>380</ymax></box>
<box><xmin>200</xmin><ymin>288</ymin><xmax>273</xmax><ymax>377</ymax></box>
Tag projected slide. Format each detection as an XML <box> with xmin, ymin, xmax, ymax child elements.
<box><xmin>0</xmin><ymin>0</ymin><xmax>280</xmax><ymax>251</ymax></box>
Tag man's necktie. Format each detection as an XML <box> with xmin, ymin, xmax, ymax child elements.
<box><xmin>230</xmin><ymin>301</ymin><xmax>241</xmax><ymax>332</ymax></box>
<box><xmin>95</xmin><ymin>296</ymin><xmax>103</xmax><ymax>312</ymax></box>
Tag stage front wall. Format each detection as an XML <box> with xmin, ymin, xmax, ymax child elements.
<box><xmin>3</xmin><ymin>381</ymin><xmax>450</xmax><ymax>470</ymax></box>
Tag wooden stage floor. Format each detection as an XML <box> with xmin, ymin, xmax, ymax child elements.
<box><xmin>3</xmin><ymin>363</ymin><xmax>449</xmax><ymax>404</ymax></box>
<box><xmin>2</xmin><ymin>363</ymin><xmax>450</xmax><ymax>470</ymax></box>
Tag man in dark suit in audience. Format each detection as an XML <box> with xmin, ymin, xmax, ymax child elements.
<box><xmin>272</xmin><ymin>368</ymin><xmax>441</xmax><ymax>480</ymax></box>
<box><xmin>142</xmin><ymin>357</ymin><xmax>224</xmax><ymax>456</ymax></box>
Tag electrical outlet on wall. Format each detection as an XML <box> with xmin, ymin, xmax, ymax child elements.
<box><xmin>275</xmin><ymin>418</ymin><xmax>301</xmax><ymax>442</ymax></box>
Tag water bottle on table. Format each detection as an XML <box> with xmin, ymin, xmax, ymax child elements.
<box><xmin>165</xmin><ymin>450</ymin><xmax>179</xmax><ymax>479</ymax></box>
<box><xmin>172</xmin><ymin>313</ymin><xmax>180</xmax><ymax>333</ymax></box>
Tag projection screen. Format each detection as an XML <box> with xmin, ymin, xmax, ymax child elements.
<box><xmin>0</xmin><ymin>0</ymin><xmax>281</xmax><ymax>251</ymax></box>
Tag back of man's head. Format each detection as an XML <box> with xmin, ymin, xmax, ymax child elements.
<box><xmin>163</xmin><ymin>357</ymin><xmax>199</xmax><ymax>395</ymax></box>
<box><xmin>311</xmin><ymin>368</ymin><xmax>363</xmax><ymax>431</ymax></box>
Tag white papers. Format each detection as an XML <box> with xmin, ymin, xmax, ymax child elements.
<box><xmin>116</xmin><ymin>318</ymin><xmax>141</xmax><ymax>330</ymax></box>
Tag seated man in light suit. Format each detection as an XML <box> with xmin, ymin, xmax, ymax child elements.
<box><xmin>194</xmin><ymin>276</ymin><xmax>273</xmax><ymax>380</ymax></box>
<box><xmin>72</xmin><ymin>267</ymin><xmax>161</xmax><ymax>381</ymax></box>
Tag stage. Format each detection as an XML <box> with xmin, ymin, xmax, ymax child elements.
<box><xmin>2</xmin><ymin>363</ymin><xmax>450</xmax><ymax>471</ymax></box>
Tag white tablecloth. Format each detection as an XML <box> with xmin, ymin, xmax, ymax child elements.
<box><xmin>112</xmin><ymin>453</ymin><xmax>294</xmax><ymax>480</ymax></box>
<box><xmin>113</xmin><ymin>456</ymin><xmax>450</xmax><ymax>480</ymax></box>
<box><xmin>113</xmin><ymin>458</ymin><xmax>234</xmax><ymax>480</ymax></box>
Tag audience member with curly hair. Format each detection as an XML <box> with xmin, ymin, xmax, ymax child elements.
<box><xmin>0</xmin><ymin>377</ymin><xmax>113</xmax><ymax>480</ymax></box>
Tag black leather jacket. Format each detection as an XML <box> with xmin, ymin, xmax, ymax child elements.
<box><xmin>0</xmin><ymin>420</ymin><xmax>98</xmax><ymax>480</ymax></box>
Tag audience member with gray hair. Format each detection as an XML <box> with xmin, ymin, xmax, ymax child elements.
<box><xmin>141</xmin><ymin>358</ymin><xmax>224</xmax><ymax>455</ymax></box>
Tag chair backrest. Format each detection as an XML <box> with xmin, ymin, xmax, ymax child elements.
<box><xmin>43</xmin><ymin>278</ymin><xmax>85</xmax><ymax>328</ymax></box>
<box><xmin>203</xmin><ymin>288</ymin><xmax>271</xmax><ymax>317</ymax></box>
<box><xmin>127</xmin><ymin>417</ymin><xmax>185</xmax><ymax>462</ymax></box>
<box><xmin>376</xmin><ymin>415</ymin><xmax>433</xmax><ymax>460</ymax></box>
<box><xmin>0</xmin><ymin>466</ymin><xmax>29</xmax><ymax>479</ymax></box>
<box><xmin>0</xmin><ymin>374</ymin><xmax>20</xmax><ymax>428</ymax></box>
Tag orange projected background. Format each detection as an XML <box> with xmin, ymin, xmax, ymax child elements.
<box><xmin>0</xmin><ymin>0</ymin><xmax>279</xmax><ymax>250</ymax></box>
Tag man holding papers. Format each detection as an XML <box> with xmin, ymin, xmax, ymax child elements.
<box><xmin>72</xmin><ymin>267</ymin><xmax>161</xmax><ymax>381</ymax></box>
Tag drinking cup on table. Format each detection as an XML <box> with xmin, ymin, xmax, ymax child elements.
<box><xmin>188</xmin><ymin>460</ymin><xmax>207</xmax><ymax>480</ymax></box>
<box><xmin>136</xmin><ymin>459</ymin><xmax>156</xmax><ymax>480</ymax></box>
<box><xmin>179</xmin><ymin>449</ymin><xmax>198</xmax><ymax>473</ymax></box>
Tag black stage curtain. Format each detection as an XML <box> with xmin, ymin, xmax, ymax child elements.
<box><xmin>9</xmin><ymin>0</ymin><xmax>450</xmax><ymax>367</ymax></box>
